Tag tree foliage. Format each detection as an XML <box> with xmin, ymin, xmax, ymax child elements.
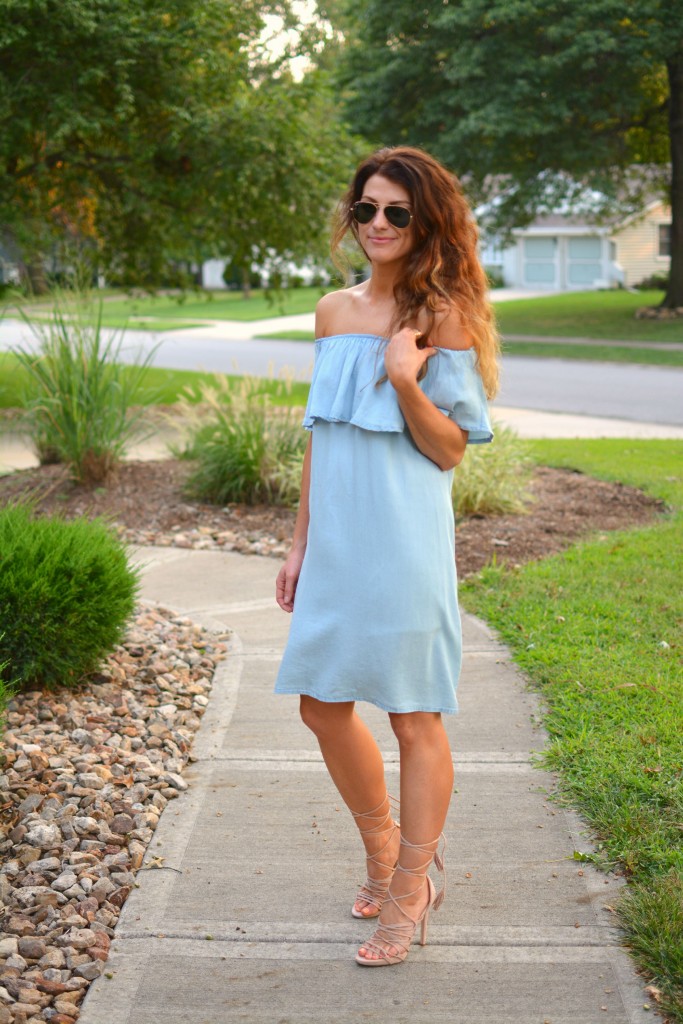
<box><xmin>335</xmin><ymin>0</ymin><xmax>683</xmax><ymax>307</ymax></box>
<box><xmin>0</xmin><ymin>0</ymin><xmax>359</xmax><ymax>290</ymax></box>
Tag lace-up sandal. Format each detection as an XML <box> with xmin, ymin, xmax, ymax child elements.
<box><xmin>355</xmin><ymin>833</ymin><xmax>446</xmax><ymax>966</ymax></box>
<box><xmin>350</xmin><ymin>794</ymin><xmax>400</xmax><ymax>919</ymax></box>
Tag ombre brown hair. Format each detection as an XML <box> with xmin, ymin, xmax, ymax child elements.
<box><xmin>331</xmin><ymin>146</ymin><xmax>500</xmax><ymax>399</ymax></box>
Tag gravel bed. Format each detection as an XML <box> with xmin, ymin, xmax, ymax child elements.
<box><xmin>0</xmin><ymin>605</ymin><xmax>230</xmax><ymax>1024</ymax></box>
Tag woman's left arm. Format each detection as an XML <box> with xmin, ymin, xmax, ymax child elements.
<box><xmin>385</xmin><ymin>320</ymin><xmax>470</xmax><ymax>472</ymax></box>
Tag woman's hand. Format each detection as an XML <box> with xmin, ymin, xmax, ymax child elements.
<box><xmin>384</xmin><ymin>327</ymin><xmax>437</xmax><ymax>389</ymax></box>
<box><xmin>275</xmin><ymin>544</ymin><xmax>306</xmax><ymax>613</ymax></box>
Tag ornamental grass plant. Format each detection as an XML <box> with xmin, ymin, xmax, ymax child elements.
<box><xmin>452</xmin><ymin>420</ymin><xmax>533</xmax><ymax>517</ymax></box>
<box><xmin>13</xmin><ymin>290</ymin><xmax>157</xmax><ymax>485</ymax></box>
<box><xmin>175</xmin><ymin>373</ymin><xmax>308</xmax><ymax>506</ymax></box>
<box><xmin>0</xmin><ymin>503</ymin><xmax>139</xmax><ymax>690</ymax></box>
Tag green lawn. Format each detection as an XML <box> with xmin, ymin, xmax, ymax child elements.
<box><xmin>495</xmin><ymin>289</ymin><xmax>683</xmax><ymax>342</ymax></box>
<box><xmin>503</xmin><ymin>341</ymin><xmax>683</xmax><ymax>366</ymax></box>
<box><xmin>6</xmin><ymin>286</ymin><xmax>332</xmax><ymax>326</ymax></box>
<box><xmin>0</xmin><ymin>352</ymin><xmax>310</xmax><ymax>411</ymax></box>
<box><xmin>256</xmin><ymin>327</ymin><xmax>683</xmax><ymax>366</ymax></box>
<box><xmin>461</xmin><ymin>439</ymin><xmax>683</xmax><ymax>1021</ymax></box>
<box><xmin>256</xmin><ymin>330</ymin><xmax>316</xmax><ymax>341</ymax></box>
<box><xmin>24</xmin><ymin>313</ymin><xmax>207</xmax><ymax>332</ymax></box>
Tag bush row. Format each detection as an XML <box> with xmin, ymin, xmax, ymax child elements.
<box><xmin>176</xmin><ymin>374</ymin><xmax>532</xmax><ymax>517</ymax></box>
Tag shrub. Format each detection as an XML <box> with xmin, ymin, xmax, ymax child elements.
<box><xmin>14</xmin><ymin>290</ymin><xmax>157</xmax><ymax>484</ymax></box>
<box><xmin>453</xmin><ymin>421</ymin><xmax>533</xmax><ymax>517</ymax></box>
<box><xmin>176</xmin><ymin>374</ymin><xmax>308</xmax><ymax>506</ymax></box>
<box><xmin>0</xmin><ymin>503</ymin><xmax>139</xmax><ymax>690</ymax></box>
<box><xmin>634</xmin><ymin>272</ymin><xmax>669</xmax><ymax>291</ymax></box>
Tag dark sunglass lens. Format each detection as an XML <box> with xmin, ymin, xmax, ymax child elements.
<box><xmin>352</xmin><ymin>202</ymin><xmax>376</xmax><ymax>224</ymax></box>
<box><xmin>386</xmin><ymin>206</ymin><xmax>411</xmax><ymax>228</ymax></box>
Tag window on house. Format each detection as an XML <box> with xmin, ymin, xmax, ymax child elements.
<box><xmin>658</xmin><ymin>224</ymin><xmax>671</xmax><ymax>257</ymax></box>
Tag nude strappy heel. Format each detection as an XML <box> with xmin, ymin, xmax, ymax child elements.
<box><xmin>350</xmin><ymin>795</ymin><xmax>400</xmax><ymax>919</ymax></box>
<box><xmin>355</xmin><ymin>833</ymin><xmax>446</xmax><ymax>966</ymax></box>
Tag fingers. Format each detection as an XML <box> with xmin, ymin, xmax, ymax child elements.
<box><xmin>275</xmin><ymin>566</ymin><xmax>296</xmax><ymax>613</ymax></box>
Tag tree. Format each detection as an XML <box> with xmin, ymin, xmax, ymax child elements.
<box><xmin>0</xmin><ymin>0</ymin><xmax>358</xmax><ymax>291</ymax></box>
<box><xmin>334</xmin><ymin>0</ymin><xmax>683</xmax><ymax>309</ymax></box>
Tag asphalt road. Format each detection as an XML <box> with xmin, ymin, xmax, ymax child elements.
<box><xmin>2</xmin><ymin>319</ymin><xmax>681</xmax><ymax>426</ymax></box>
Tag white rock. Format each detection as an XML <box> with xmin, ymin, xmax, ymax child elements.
<box><xmin>25</xmin><ymin>823</ymin><xmax>62</xmax><ymax>848</ymax></box>
<box><xmin>76</xmin><ymin>773</ymin><xmax>105</xmax><ymax>789</ymax></box>
<box><xmin>4</xmin><ymin>954</ymin><xmax>27</xmax><ymax>970</ymax></box>
<box><xmin>52</xmin><ymin>871</ymin><xmax>78</xmax><ymax>892</ymax></box>
<box><xmin>161</xmin><ymin>771</ymin><xmax>188</xmax><ymax>791</ymax></box>
<box><xmin>0</xmin><ymin>937</ymin><xmax>18</xmax><ymax>958</ymax></box>
<box><xmin>73</xmin><ymin>817</ymin><xmax>99</xmax><ymax>835</ymax></box>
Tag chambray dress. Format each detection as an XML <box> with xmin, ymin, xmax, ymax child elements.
<box><xmin>274</xmin><ymin>333</ymin><xmax>493</xmax><ymax>714</ymax></box>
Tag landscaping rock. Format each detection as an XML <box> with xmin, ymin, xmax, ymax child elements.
<box><xmin>0</xmin><ymin>605</ymin><xmax>229</xmax><ymax>1024</ymax></box>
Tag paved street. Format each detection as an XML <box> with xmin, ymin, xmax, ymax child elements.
<box><xmin>1</xmin><ymin>315</ymin><xmax>681</xmax><ymax>426</ymax></box>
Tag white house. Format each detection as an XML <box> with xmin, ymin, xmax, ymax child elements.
<box><xmin>482</xmin><ymin>200</ymin><xmax>672</xmax><ymax>291</ymax></box>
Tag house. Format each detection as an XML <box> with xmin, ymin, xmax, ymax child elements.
<box><xmin>481</xmin><ymin>199</ymin><xmax>672</xmax><ymax>291</ymax></box>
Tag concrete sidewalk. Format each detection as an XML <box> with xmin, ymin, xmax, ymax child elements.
<box><xmin>77</xmin><ymin>547</ymin><xmax>654</xmax><ymax>1024</ymax></box>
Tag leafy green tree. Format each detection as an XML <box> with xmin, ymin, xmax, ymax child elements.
<box><xmin>0</xmin><ymin>0</ymin><xmax>357</xmax><ymax>291</ymax></box>
<box><xmin>335</xmin><ymin>0</ymin><xmax>683</xmax><ymax>309</ymax></box>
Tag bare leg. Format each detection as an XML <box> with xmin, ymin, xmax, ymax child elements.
<box><xmin>358</xmin><ymin>711</ymin><xmax>453</xmax><ymax>961</ymax></box>
<box><xmin>299</xmin><ymin>696</ymin><xmax>400</xmax><ymax>915</ymax></box>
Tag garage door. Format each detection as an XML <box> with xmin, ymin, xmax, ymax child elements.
<box><xmin>523</xmin><ymin>237</ymin><xmax>557</xmax><ymax>287</ymax></box>
<box><xmin>567</xmin><ymin>236</ymin><xmax>603</xmax><ymax>287</ymax></box>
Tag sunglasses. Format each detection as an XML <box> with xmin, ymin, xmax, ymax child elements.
<box><xmin>351</xmin><ymin>201</ymin><xmax>413</xmax><ymax>230</ymax></box>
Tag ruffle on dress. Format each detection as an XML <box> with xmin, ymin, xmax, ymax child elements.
<box><xmin>302</xmin><ymin>334</ymin><xmax>493</xmax><ymax>443</ymax></box>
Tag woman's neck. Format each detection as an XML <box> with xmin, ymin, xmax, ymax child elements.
<box><xmin>365</xmin><ymin>260</ymin><xmax>402</xmax><ymax>302</ymax></box>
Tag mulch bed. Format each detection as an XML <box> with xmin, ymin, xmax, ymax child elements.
<box><xmin>0</xmin><ymin>459</ymin><xmax>665</xmax><ymax>576</ymax></box>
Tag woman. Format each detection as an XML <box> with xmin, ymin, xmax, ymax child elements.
<box><xmin>274</xmin><ymin>146</ymin><xmax>499</xmax><ymax>967</ymax></box>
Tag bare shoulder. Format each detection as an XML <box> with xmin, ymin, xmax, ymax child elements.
<box><xmin>428</xmin><ymin>305</ymin><xmax>474</xmax><ymax>350</ymax></box>
<box><xmin>315</xmin><ymin>286</ymin><xmax>362</xmax><ymax>339</ymax></box>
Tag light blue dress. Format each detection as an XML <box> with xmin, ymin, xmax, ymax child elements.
<box><xmin>274</xmin><ymin>333</ymin><xmax>493</xmax><ymax>714</ymax></box>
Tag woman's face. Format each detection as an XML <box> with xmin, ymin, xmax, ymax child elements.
<box><xmin>356</xmin><ymin>173</ymin><xmax>415</xmax><ymax>266</ymax></box>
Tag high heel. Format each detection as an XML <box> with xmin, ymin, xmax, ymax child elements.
<box><xmin>355</xmin><ymin>833</ymin><xmax>446</xmax><ymax>967</ymax></box>
<box><xmin>350</xmin><ymin>795</ymin><xmax>400</xmax><ymax>919</ymax></box>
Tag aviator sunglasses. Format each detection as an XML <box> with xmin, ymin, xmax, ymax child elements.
<box><xmin>352</xmin><ymin>201</ymin><xmax>413</xmax><ymax>230</ymax></box>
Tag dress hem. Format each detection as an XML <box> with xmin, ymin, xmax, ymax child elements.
<box><xmin>274</xmin><ymin>687</ymin><xmax>458</xmax><ymax>716</ymax></box>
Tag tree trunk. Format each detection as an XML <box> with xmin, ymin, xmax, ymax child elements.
<box><xmin>21</xmin><ymin>257</ymin><xmax>50</xmax><ymax>296</ymax></box>
<box><xmin>241</xmin><ymin>266</ymin><xmax>251</xmax><ymax>300</ymax></box>
<box><xmin>663</xmin><ymin>56</ymin><xmax>683</xmax><ymax>308</ymax></box>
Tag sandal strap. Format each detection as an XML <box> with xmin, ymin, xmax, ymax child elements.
<box><xmin>361</xmin><ymin>876</ymin><xmax>435</xmax><ymax>960</ymax></box>
<box><xmin>351</xmin><ymin>795</ymin><xmax>400</xmax><ymax>908</ymax></box>
<box><xmin>350</xmin><ymin>794</ymin><xmax>400</xmax><ymax>835</ymax></box>
<box><xmin>395</xmin><ymin>833</ymin><xmax>446</xmax><ymax>912</ymax></box>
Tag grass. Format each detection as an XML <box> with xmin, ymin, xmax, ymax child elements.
<box><xmin>24</xmin><ymin>313</ymin><xmax>206</xmax><ymax>332</ymax></box>
<box><xmin>453</xmin><ymin>421</ymin><xmax>533</xmax><ymax>516</ymax></box>
<box><xmin>461</xmin><ymin>439</ymin><xmax>683</xmax><ymax>1020</ymax></box>
<box><xmin>495</xmin><ymin>289</ymin><xmax>683</xmax><ymax>342</ymax></box>
<box><xmin>256</xmin><ymin>330</ymin><xmax>316</xmax><ymax>341</ymax></box>
<box><xmin>503</xmin><ymin>341</ymin><xmax>683</xmax><ymax>367</ymax></box>
<box><xmin>0</xmin><ymin>353</ymin><xmax>310</xmax><ymax>411</ymax></box>
<box><xmin>7</xmin><ymin>286</ymin><xmax>332</xmax><ymax>326</ymax></box>
<box><xmin>14</xmin><ymin>295</ymin><xmax>158</xmax><ymax>483</ymax></box>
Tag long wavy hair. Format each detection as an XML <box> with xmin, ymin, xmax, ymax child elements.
<box><xmin>331</xmin><ymin>146</ymin><xmax>500</xmax><ymax>399</ymax></box>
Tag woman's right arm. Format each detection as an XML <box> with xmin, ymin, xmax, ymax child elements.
<box><xmin>275</xmin><ymin>432</ymin><xmax>312</xmax><ymax>612</ymax></box>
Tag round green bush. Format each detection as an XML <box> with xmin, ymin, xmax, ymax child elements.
<box><xmin>0</xmin><ymin>504</ymin><xmax>139</xmax><ymax>689</ymax></box>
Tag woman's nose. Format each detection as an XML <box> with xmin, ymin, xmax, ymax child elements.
<box><xmin>372</xmin><ymin>207</ymin><xmax>390</xmax><ymax>228</ymax></box>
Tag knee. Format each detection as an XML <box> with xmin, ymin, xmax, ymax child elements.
<box><xmin>389</xmin><ymin>712</ymin><xmax>440</xmax><ymax>750</ymax></box>
<box><xmin>299</xmin><ymin>696</ymin><xmax>352</xmax><ymax>739</ymax></box>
